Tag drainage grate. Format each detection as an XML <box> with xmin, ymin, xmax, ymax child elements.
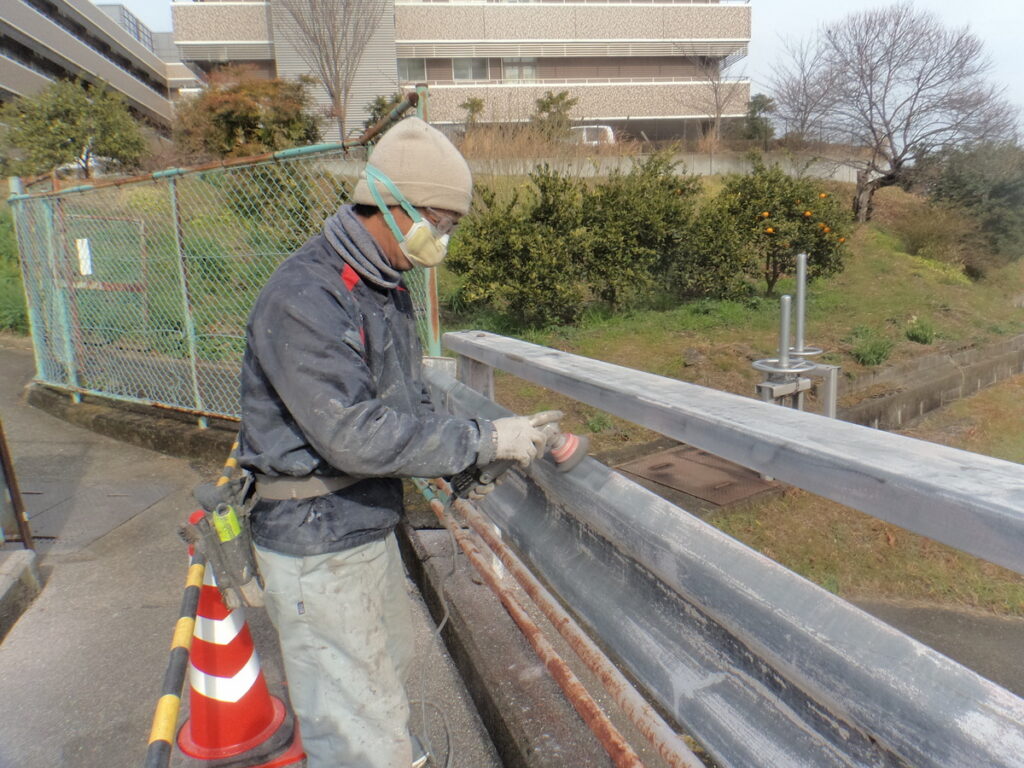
<box><xmin>616</xmin><ymin>445</ymin><xmax>776</xmax><ymax>507</ymax></box>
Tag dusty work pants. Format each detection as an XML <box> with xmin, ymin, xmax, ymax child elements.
<box><xmin>255</xmin><ymin>533</ymin><xmax>415</xmax><ymax>768</ymax></box>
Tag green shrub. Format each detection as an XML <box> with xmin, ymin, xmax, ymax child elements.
<box><xmin>905</xmin><ymin>316</ymin><xmax>936</xmax><ymax>344</ymax></box>
<box><xmin>848</xmin><ymin>326</ymin><xmax>894</xmax><ymax>366</ymax></box>
<box><xmin>670</xmin><ymin>197</ymin><xmax>757</xmax><ymax>299</ymax></box>
<box><xmin>917</xmin><ymin>142</ymin><xmax>1024</xmax><ymax>270</ymax></box>
<box><xmin>704</xmin><ymin>155</ymin><xmax>851</xmax><ymax>295</ymax></box>
<box><xmin>446</xmin><ymin>154</ymin><xmax>701</xmax><ymax>329</ymax></box>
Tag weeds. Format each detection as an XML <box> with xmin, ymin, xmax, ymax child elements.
<box><xmin>905</xmin><ymin>316</ymin><xmax>936</xmax><ymax>344</ymax></box>
<box><xmin>847</xmin><ymin>326</ymin><xmax>894</xmax><ymax>366</ymax></box>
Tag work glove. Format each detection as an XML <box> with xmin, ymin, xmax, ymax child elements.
<box><xmin>491</xmin><ymin>410</ymin><xmax>564</xmax><ymax>468</ymax></box>
<box><xmin>467</xmin><ymin>480</ymin><xmax>496</xmax><ymax>502</ymax></box>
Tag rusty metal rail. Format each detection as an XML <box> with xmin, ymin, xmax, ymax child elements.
<box><xmin>437</xmin><ymin>479</ymin><xmax>704</xmax><ymax>768</ymax></box>
<box><xmin>418</xmin><ymin>482</ymin><xmax>644</xmax><ymax>768</ymax></box>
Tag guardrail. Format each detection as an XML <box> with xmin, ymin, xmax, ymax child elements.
<box><xmin>430</xmin><ymin>330</ymin><xmax>1024</xmax><ymax>768</ymax></box>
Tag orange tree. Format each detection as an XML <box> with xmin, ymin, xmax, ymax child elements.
<box><xmin>708</xmin><ymin>156</ymin><xmax>851</xmax><ymax>294</ymax></box>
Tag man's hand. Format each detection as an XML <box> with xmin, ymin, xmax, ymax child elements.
<box><xmin>491</xmin><ymin>410</ymin><xmax>563</xmax><ymax>468</ymax></box>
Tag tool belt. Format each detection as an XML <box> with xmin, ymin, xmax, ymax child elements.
<box><xmin>254</xmin><ymin>474</ymin><xmax>361</xmax><ymax>501</ymax></box>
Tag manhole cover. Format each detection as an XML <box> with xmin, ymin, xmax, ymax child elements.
<box><xmin>616</xmin><ymin>445</ymin><xmax>775</xmax><ymax>507</ymax></box>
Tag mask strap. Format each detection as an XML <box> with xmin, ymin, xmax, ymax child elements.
<box><xmin>363</xmin><ymin>166</ymin><xmax>423</xmax><ymax>243</ymax></box>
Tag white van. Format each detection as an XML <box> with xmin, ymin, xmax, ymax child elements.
<box><xmin>569</xmin><ymin>125</ymin><xmax>616</xmax><ymax>146</ymax></box>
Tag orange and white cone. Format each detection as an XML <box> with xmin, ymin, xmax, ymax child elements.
<box><xmin>178</xmin><ymin>557</ymin><xmax>304</xmax><ymax>767</ymax></box>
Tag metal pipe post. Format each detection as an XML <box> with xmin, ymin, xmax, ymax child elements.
<box><xmin>167</xmin><ymin>177</ymin><xmax>205</xmax><ymax>421</ymax></box>
<box><xmin>795</xmin><ymin>253</ymin><xmax>807</xmax><ymax>354</ymax></box>
<box><xmin>7</xmin><ymin>177</ymin><xmax>48</xmax><ymax>382</ymax></box>
<box><xmin>42</xmin><ymin>197</ymin><xmax>80</xmax><ymax>397</ymax></box>
<box><xmin>778</xmin><ymin>295</ymin><xmax>792</xmax><ymax>371</ymax></box>
<box><xmin>415</xmin><ymin>83</ymin><xmax>428</xmax><ymax>121</ymax></box>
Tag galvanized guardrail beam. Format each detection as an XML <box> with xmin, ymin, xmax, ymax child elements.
<box><xmin>443</xmin><ymin>330</ymin><xmax>1024</xmax><ymax>576</ymax></box>
<box><xmin>423</xmin><ymin>365</ymin><xmax>1024</xmax><ymax>768</ymax></box>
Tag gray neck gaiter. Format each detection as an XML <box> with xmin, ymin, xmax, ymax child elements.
<box><xmin>322</xmin><ymin>204</ymin><xmax>402</xmax><ymax>290</ymax></box>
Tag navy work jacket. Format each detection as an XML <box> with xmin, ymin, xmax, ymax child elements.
<box><xmin>238</xmin><ymin>232</ymin><xmax>491</xmax><ymax>556</ymax></box>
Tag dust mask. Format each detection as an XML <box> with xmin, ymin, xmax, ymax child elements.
<box><xmin>363</xmin><ymin>166</ymin><xmax>450</xmax><ymax>268</ymax></box>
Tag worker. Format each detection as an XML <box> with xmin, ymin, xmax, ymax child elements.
<box><xmin>237</xmin><ymin>117</ymin><xmax>560</xmax><ymax>768</ymax></box>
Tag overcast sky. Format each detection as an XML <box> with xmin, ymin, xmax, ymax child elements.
<box><xmin>113</xmin><ymin>0</ymin><xmax>1024</xmax><ymax>111</ymax></box>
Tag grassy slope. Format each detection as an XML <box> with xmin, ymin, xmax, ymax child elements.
<box><xmin>455</xmin><ymin>184</ymin><xmax>1024</xmax><ymax>615</ymax></box>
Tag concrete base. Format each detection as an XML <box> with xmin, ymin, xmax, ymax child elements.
<box><xmin>0</xmin><ymin>549</ymin><xmax>41</xmax><ymax>642</ymax></box>
<box><xmin>398</xmin><ymin>525</ymin><xmax>613</xmax><ymax>768</ymax></box>
<box><xmin>26</xmin><ymin>383</ymin><xmax>236</xmax><ymax>466</ymax></box>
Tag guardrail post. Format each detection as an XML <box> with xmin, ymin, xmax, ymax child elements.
<box><xmin>167</xmin><ymin>176</ymin><xmax>206</xmax><ymax>425</ymax></box>
<box><xmin>42</xmin><ymin>196</ymin><xmax>80</xmax><ymax>401</ymax></box>
<box><xmin>813</xmin><ymin>363</ymin><xmax>840</xmax><ymax>419</ymax></box>
<box><xmin>456</xmin><ymin>352</ymin><xmax>494</xmax><ymax>400</ymax></box>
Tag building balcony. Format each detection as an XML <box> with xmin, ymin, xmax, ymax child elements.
<box><xmin>0</xmin><ymin>52</ymin><xmax>54</xmax><ymax>99</ymax></box>
<box><xmin>420</xmin><ymin>78</ymin><xmax>750</xmax><ymax>124</ymax></box>
<box><xmin>3</xmin><ymin>0</ymin><xmax>173</xmax><ymax>125</ymax></box>
<box><xmin>171</xmin><ymin>1</ymin><xmax>274</xmax><ymax>62</ymax></box>
<box><xmin>395</xmin><ymin>1</ymin><xmax>750</xmax><ymax>59</ymax></box>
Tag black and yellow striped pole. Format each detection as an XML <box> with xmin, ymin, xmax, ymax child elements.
<box><xmin>216</xmin><ymin>440</ymin><xmax>240</xmax><ymax>489</ymax></box>
<box><xmin>144</xmin><ymin>552</ymin><xmax>205</xmax><ymax>768</ymax></box>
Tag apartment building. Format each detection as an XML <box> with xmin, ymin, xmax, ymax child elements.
<box><xmin>172</xmin><ymin>0</ymin><xmax>751</xmax><ymax>140</ymax></box>
<box><xmin>0</xmin><ymin>0</ymin><xmax>198</xmax><ymax>129</ymax></box>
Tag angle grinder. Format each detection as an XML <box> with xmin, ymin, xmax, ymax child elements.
<box><xmin>449</xmin><ymin>428</ymin><xmax>590</xmax><ymax>498</ymax></box>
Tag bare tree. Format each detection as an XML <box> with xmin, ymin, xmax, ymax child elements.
<box><xmin>768</xmin><ymin>35</ymin><xmax>837</xmax><ymax>146</ymax></box>
<box><xmin>694</xmin><ymin>57</ymin><xmax>749</xmax><ymax>149</ymax></box>
<box><xmin>773</xmin><ymin>2</ymin><xmax>1017</xmax><ymax>221</ymax></box>
<box><xmin>277</xmin><ymin>0</ymin><xmax>388</xmax><ymax>139</ymax></box>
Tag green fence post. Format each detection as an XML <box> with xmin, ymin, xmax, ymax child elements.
<box><xmin>412</xmin><ymin>84</ymin><xmax>442</xmax><ymax>356</ymax></box>
<box><xmin>415</xmin><ymin>83</ymin><xmax>428</xmax><ymax>121</ymax></box>
<box><xmin>7</xmin><ymin>178</ymin><xmax>48</xmax><ymax>384</ymax></box>
<box><xmin>167</xmin><ymin>176</ymin><xmax>206</xmax><ymax>426</ymax></box>
<box><xmin>42</xmin><ymin>196</ymin><xmax>81</xmax><ymax>401</ymax></box>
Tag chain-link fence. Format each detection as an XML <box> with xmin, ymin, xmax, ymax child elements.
<box><xmin>8</xmin><ymin>96</ymin><xmax>440</xmax><ymax>421</ymax></box>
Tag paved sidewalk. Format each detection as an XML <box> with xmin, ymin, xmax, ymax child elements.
<box><xmin>0</xmin><ymin>336</ymin><xmax>499</xmax><ymax>768</ymax></box>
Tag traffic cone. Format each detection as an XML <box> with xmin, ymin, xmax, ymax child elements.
<box><xmin>178</xmin><ymin>548</ymin><xmax>304</xmax><ymax>767</ymax></box>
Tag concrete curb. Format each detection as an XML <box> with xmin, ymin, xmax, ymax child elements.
<box><xmin>26</xmin><ymin>383</ymin><xmax>237</xmax><ymax>466</ymax></box>
<box><xmin>0</xmin><ymin>549</ymin><xmax>41</xmax><ymax>642</ymax></box>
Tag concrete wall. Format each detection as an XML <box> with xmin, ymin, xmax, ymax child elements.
<box><xmin>839</xmin><ymin>334</ymin><xmax>1024</xmax><ymax>429</ymax></box>
<box><xmin>466</xmin><ymin>151</ymin><xmax>859</xmax><ymax>183</ymax></box>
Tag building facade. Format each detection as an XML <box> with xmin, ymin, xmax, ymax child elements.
<box><xmin>0</xmin><ymin>0</ymin><xmax>198</xmax><ymax>129</ymax></box>
<box><xmin>171</xmin><ymin>0</ymin><xmax>751</xmax><ymax>140</ymax></box>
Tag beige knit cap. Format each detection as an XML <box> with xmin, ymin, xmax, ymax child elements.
<box><xmin>352</xmin><ymin>117</ymin><xmax>473</xmax><ymax>215</ymax></box>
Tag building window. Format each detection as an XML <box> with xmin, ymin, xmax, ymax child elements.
<box><xmin>502</xmin><ymin>57</ymin><xmax>537</xmax><ymax>83</ymax></box>
<box><xmin>452</xmin><ymin>58</ymin><xmax>489</xmax><ymax>81</ymax></box>
<box><xmin>398</xmin><ymin>58</ymin><xmax>426</xmax><ymax>83</ymax></box>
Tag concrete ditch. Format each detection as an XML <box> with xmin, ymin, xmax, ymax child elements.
<box><xmin>837</xmin><ymin>333</ymin><xmax>1024</xmax><ymax>429</ymax></box>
